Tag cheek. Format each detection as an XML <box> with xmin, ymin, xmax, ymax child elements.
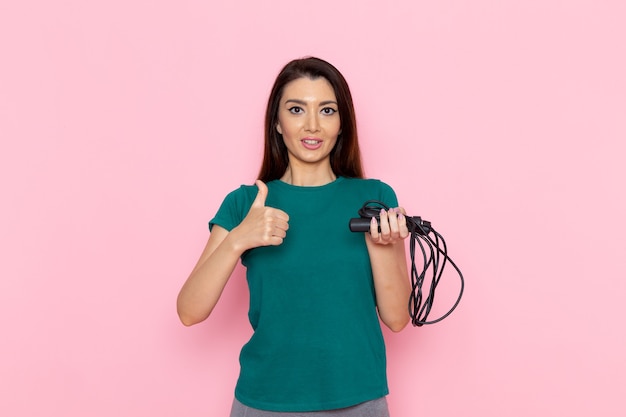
<box><xmin>278</xmin><ymin>118</ymin><xmax>299</xmax><ymax>137</ymax></box>
<box><xmin>276</xmin><ymin>115</ymin><xmax>286</xmax><ymax>135</ymax></box>
<box><xmin>328</xmin><ymin>134</ymin><xmax>339</xmax><ymax>149</ymax></box>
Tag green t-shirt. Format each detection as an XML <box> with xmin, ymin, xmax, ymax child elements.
<box><xmin>209</xmin><ymin>177</ymin><xmax>398</xmax><ymax>412</ymax></box>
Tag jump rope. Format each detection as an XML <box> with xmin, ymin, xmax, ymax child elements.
<box><xmin>349</xmin><ymin>201</ymin><xmax>464</xmax><ymax>326</ymax></box>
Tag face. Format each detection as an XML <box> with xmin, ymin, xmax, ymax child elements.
<box><xmin>276</xmin><ymin>77</ymin><xmax>341</xmax><ymax>170</ymax></box>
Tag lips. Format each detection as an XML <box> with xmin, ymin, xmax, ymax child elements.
<box><xmin>301</xmin><ymin>138</ymin><xmax>323</xmax><ymax>150</ymax></box>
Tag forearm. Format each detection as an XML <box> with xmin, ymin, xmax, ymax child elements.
<box><xmin>366</xmin><ymin>236</ymin><xmax>411</xmax><ymax>332</ymax></box>
<box><xmin>176</xmin><ymin>230</ymin><xmax>244</xmax><ymax>326</ymax></box>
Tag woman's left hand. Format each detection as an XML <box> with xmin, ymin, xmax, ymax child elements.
<box><xmin>368</xmin><ymin>207</ymin><xmax>410</xmax><ymax>245</ymax></box>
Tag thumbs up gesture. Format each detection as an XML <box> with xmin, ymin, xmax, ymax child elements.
<box><xmin>233</xmin><ymin>180</ymin><xmax>290</xmax><ymax>250</ymax></box>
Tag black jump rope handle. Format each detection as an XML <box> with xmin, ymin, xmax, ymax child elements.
<box><xmin>349</xmin><ymin>216</ymin><xmax>431</xmax><ymax>235</ymax></box>
<box><xmin>348</xmin><ymin>217</ymin><xmax>376</xmax><ymax>232</ymax></box>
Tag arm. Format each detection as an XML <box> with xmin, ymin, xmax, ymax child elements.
<box><xmin>365</xmin><ymin>208</ymin><xmax>411</xmax><ymax>332</ymax></box>
<box><xmin>176</xmin><ymin>181</ymin><xmax>289</xmax><ymax>326</ymax></box>
<box><xmin>176</xmin><ymin>225</ymin><xmax>244</xmax><ymax>326</ymax></box>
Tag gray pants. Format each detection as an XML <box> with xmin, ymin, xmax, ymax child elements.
<box><xmin>229</xmin><ymin>397</ymin><xmax>390</xmax><ymax>417</ymax></box>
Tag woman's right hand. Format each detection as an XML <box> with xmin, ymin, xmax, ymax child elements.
<box><xmin>231</xmin><ymin>180</ymin><xmax>289</xmax><ymax>251</ymax></box>
<box><xmin>177</xmin><ymin>181</ymin><xmax>289</xmax><ymax>325</ymax></box>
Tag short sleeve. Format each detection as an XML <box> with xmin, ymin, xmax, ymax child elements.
<box><xmin>377</xmin><ymin>181</ymin><xmax>399</xmax><ymax>208</ymax></box>
<box><xmin>208</xmin><ymin>185</ymin><xmax>255</xmax><ymax>232</ymax></box>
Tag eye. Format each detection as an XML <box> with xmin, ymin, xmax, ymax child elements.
<box><xmin>321</xmin><ymin>107</ymin><xmax>337</xmax><ymax>115</ymax></box>
<box><xmin>288</xmin><ymin>106</ymin><xmax>303</xmax><ymax>114</ymax></box>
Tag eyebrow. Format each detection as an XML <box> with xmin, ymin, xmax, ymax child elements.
<box><xmin>284</xmin><ymin>99</ymin><xmax>338</xmax><ymax>106</ymax></box>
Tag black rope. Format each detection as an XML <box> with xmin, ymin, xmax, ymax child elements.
<box><xmin>349</xmin><ymin>200</ymin><xmax>464</xmax><ymax>326</ymax></box>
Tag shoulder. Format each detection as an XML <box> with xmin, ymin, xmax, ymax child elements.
<box><xmin>339</xmin><ymin>177</ymin><xmax>398</xmax><ymax>206</ymax></box>
<box><xmin>210</xmin><ymin>183</ymin><xmax>258</xmax><ymax>231</ymax></box>
<box><xmin>224</xmin><ymin>183</ymin><xmax>258</xmax><ymax>200</ymax></box>
<box><xmin>217</xmin><ymin>183</ymin><xmax>259</xmax><ymax>213</ymax></box>
<box><xmin>341</xmin><ymin>177</ymin><xmax>396</xmax><ymax>193</ymax></box>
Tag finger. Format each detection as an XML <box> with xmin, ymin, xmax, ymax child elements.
<box><xmin>252</xmin><ymin>180</ymin><xmax>268</xmax><ymax>208</ymax></box>
<box><xmin>395</xmin><ymin>207</ymin><xmax>409</xmax><ymax>239</ymax></box>
<box><xmin>369</xmin><ymin>216</ymin><xmax>380</xmax><ymax>240</ymax></box>
<box><xmin>387</xmin><ymin>208</ymin><xmax>400</xmax><ymax>238</ymax></box>
<box><xmin>379</xmin><ymin>209</ymin><xmax>391</xmax><ymax>240</ymax></box>
<box><xmin>274</xmin><ymin>208</ymin><xmax>290</xmax><ymax>222</ymax></box>
<box><xmin>398</xmin><ymin>212</ymin><xmax>409</xmax><ymax>239</ymax></box>
<box><xmin>267</xmin><ymin>218</ymin><xmax>288</xmax><ymax>245</ymax></box>
<box><xmin>272</xmin><ymin>217</ymin><xmax>290</xmax><ymax>232</ymax></box>
<box><xmin>264</xmin><ymin>234</ymin><xmax>284</xmax><ymax>246</ymax></box>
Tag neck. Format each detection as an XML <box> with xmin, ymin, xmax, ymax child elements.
<box><xmin>280</xmin><ymin>165</ymin><xmax>337</xmax><ymax>187</ymax></box>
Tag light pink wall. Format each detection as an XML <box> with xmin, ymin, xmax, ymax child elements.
<box><xmin>2</xmin><ymin>1</ymin><xmax>624</xmax><ymax>416</ymax></box>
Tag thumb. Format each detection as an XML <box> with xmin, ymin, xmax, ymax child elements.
<box><xmin>252</xmin><ymin>180</ymin><xmax>268</xmax><ymax>207</ymax></box>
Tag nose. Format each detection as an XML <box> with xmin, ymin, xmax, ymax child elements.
<box><xmin>304</xmin><ymin>112</ymin><xmax>320</xmax><ymax>132</ymax></box>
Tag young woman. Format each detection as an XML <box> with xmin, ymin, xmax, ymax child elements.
<box><xmin>177</xmin><ymin>57</ymin><xmax>411</xmax><ymax>417</ymax></box>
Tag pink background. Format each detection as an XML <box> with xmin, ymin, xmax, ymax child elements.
<box><xmin>1</xmin><ymin>1</ymin><xmax>625</xmax><ymax>416</ymax></box>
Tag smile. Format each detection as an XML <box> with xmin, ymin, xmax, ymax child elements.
<box><xmin>301</xmin><ymin>139</ymin><xmax>323</xmax><ymax>150</ymax></box>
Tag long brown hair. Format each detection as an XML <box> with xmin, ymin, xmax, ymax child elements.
<box><xmin>258</xmin><ymin>57</ymin><xmax>364</xmax><ymax>182</ymax></box>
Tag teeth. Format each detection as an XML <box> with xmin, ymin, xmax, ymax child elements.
<box><xmin>303</xmin><ymin>140</ymin><xmax>320</xmax><ymax>145</ymax></box>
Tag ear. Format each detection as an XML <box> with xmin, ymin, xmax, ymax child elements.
<box><xmin>276</xmin><ymin>123</ymin><xmax>283</xmax><ymax>135</ymax></box>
